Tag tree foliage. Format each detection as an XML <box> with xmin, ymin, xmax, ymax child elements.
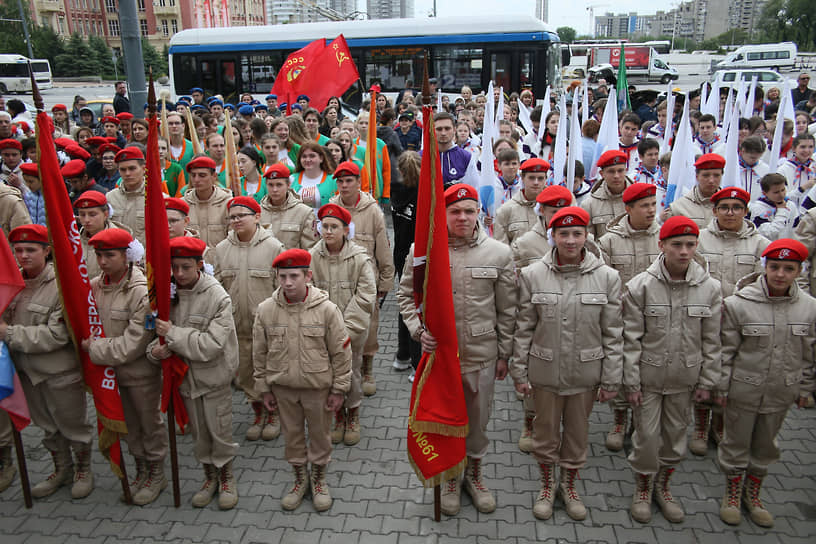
<box><xmin>117</xmin><ymin>39</ymin><xmax>168</xmax><ymax>79</ymax></box>
<box><xmin>759</xmin><ymin>0</ymin><xmax>815</xmax><ymax>51</ymax></box>
<box><xmin>556</xmin><ymin>26</ymin><xmax>577</xmax><ymax>44</ymax></box>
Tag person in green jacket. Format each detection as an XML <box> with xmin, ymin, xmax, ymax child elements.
<box><xmin>290</xmin><ymin>142</ymin><xmax>336</xmax><ymax>209</ymax></box>
<box><xmin>237</xmin><ymin>146</ymin><xmax>267</xmax><ymax>203</ymax></box>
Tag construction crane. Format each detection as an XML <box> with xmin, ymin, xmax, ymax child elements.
<box><xmin>586</xmin><ymin>3</ymin><xmax>610</xmax><ymax>38</ymax></box>
<box><xmin>292</xmin><ymin>0</ymin><xmax>366</xmax><ymax>21</ymax></box>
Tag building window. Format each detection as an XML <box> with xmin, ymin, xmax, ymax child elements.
<box><xmin>108</xmin><ymin>19</ymin><xmax>120</xmax><ymax>36</ymax></box>
<box><xmin>106</xmin><ymin>0</ymin><xmax>116</xmax><ymax>12</ymax></box>
<box><xmin>169</xmin><ymin>0</ymin><xmax>175</xmax><ymax>6</ymax></box>
<box><xmin>171</xmin><ymin>19</ymin><xmax>178</xmax><ymax>33</ymax></box>
<box><xmin>162</xmin><ymin>20</ymin><xmax>169</xmax><ymax>36</ymax></box>
<box><xmin>138</xmin><ymin>0</ymin><xmax>145</xmax><ymax>11</ymax></box>
<box><xmin>159</xmin><ymin>0</ymin><xmax>166</xmax><ymax>5</ymax></box>
<box><xmin>140</xmin><ymin>19</ymin><xmax>148</xmax><ymax>36</ymax></box>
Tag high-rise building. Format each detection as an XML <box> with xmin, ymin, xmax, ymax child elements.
<box><xmin>728</xmin><ymin>0</ymin><xmax>765</xmax><ymax>38</ymax></box>
<box><xmin>595</xmin><ymin>0</ymin><xmax>741</xmax><ymax>42</ymax></box>
<box><xmin>367</xmin><ymin>0</ymin><xmax>414</xmax><ymax>19</ymax></box>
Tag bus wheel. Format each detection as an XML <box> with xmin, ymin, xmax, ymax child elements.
<box><xmin>661</xmin><ymin>74</ymin><xmax>672</xmax><ymax>84</ymax></box>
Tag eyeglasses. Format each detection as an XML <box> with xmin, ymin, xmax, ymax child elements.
<box><xmin>228</xmin><ymin>213</ymin><xmax>255</xmax><ymax>222</ymax></box>
<box><xmin>715</xmin><ymin>205</ymin><xmax>745</xmax><ymax>214</ymax></box>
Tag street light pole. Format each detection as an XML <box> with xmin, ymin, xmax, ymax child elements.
<box><xmin>16</xmin><ymin>0</ymin><xmax>34</xmax><ymax>59</ymax></box>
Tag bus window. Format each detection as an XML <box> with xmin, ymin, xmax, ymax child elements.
<box><xmin>172</xmin><ymin>54</ymin><xmax>197</xmax><ymax>94</ymax></box>
<box><xmin>220</xmin><ymin>60</ymin><xmax>236</xmax><ymax>98</ymax></box>
<box><xmin>490</xmin><ymin>53</ymin><xmax>512</xmax><ymax>91</ymax></box>
<box><xmin>364</xmin><ymin>47</ymin><xmax>424</xmax><ymax>92</ymax></box>
<box><xmin>200</xmin><ymin>59</ymin><xmax>217</xmax><ymax>95</ymax></box>
<box><xmin>241</xmin><ymin>54</ymin><xmax>280</xmax><ymax>93</ymax></box>
<box><xmin>520</xmin><ymin>52</ymin><xmax>534</xmax><ymax>89</ymax></box>
<box><xmin>434</xmin><ymin>47</ymin><xmax>482</xmax><ymax>93</ymax></box>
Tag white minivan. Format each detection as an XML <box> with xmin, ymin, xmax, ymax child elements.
<box><xmin>711</xmin><ymin>42</ymin><xmax>797</xmax><ymax>73</ymax></box>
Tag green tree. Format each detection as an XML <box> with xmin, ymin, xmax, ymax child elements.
<box><xmin>117</xmin><ymin>39</ymin><xmax>169</xmax><ymax>79</ymax></box>
<box><xmin>88</xmin><ymin>35</ymin><xmax>115</xmax><ymax>78</ymax></box>
<box><xmin>557</xmin><ymin>26</ymin><xmax>577</xmax><ymax>44</ymax></box>
<box><xmin>55</xmin><ymin>33</ymin><xmax>102</xmax><ymax>77</ymax></box>
<box><xmin>30</xmin><ymin>24</ymin><xmax>65</xmax><ymax>70</ymax></box>
<box><xmin>0</xmin><ymin>2</ymin><xmax>31</xmax><ymax>56</ymax></box>
<box><xmin>760</xmin><ymin>0</ymin><xmax>815</xmax><ymax>51</ymax></box>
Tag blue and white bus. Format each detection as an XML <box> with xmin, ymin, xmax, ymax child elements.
<box><xmin>168</xmin><ymin>16</ymin><xmax>563</xmax><ymax>106</ymax></box>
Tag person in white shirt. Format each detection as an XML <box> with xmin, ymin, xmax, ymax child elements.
<box><xmin>694</xmin><ymin>114</ymin><xmax>721</xmax><ymax>156</ymax></box>
<box><xmin>737</xmin><ymin>136</ymin><xmax>770</xmax><ymax>202</ymax></box>
<box><xmin>777</xmin><ymin>133</ymin><xmax>816</xmax><ymax>209</ymax></box>
<box><xmin>749</xmin><ymin>174</ymin><xmax>801</xmax><ymax>240</ymax></box>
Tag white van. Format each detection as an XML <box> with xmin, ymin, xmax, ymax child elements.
<box><xmin>711</xmin><ymin>42</ymin><xmax>797</xmax><ymax>73</ymax></box>
<box><xmin>712</xmin><ymin>69</ymin><xmax>784</xmax><ymax>88</ymax></box>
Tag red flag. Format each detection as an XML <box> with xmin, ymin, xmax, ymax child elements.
<box><xmin>0</xmin><ymin>228</ymin><xmax>29</xmax><ymax>431</ymax></box>
<box><xmin>0</xmin><ymin>228</ymin><xmax>24</xmax><ymax>313</ymax></box>
<box><xmin>407</xmin><ymin>102</ymin><xmax>468</xmax><ymax>487</ymax></box>
<box><xmin>271</xmin><ymin>38</ymin><xmax>327</xmax><ymax>115</ymax></box>
<box><xmin>36</xmin><ymin>110</ymin><xmax>128</xmax><ymax>479</ymax></box>
<box><xmin>145</xmin><ymin>85</ymin><xmax>190</xmax><ymax>432</ymax></box>
<box><xmin>292</xmin><ymin>35</ymin><xmax>360</xmax><ymax>112</ymax></box>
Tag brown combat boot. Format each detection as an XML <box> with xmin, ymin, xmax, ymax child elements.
<box><xmin>330</xmin><ymin>409</ymin><xmax>346</xmax><ymax>444</ymax></box>
<box><xmin>559</xmin><ymin>467</ymin><xmax>587</xmax><ymax>521</ymax></box>
<box><xmin>121</xmin><ymin>456</ymin><xmax>147</xmax><ymax>502</ymax></box>
<box><xmin>654</xmin><ymin>467</ymin><xmax>684</xmax><ymax>522</ymax></box>
<box><xmin>440</xmin><ymin>477</ymin><xmax>460</xmax><ymax>516</ymax></box>
<box><xmin>217</xmin><ymin>460</ymin><xmax>238</xmax><ymax>510</ymax></box>
<box><xmin>362</xmin><ymin>355</ymin><xmax>376</xmax><ymax>396</ymax></box>
<box><xmin>32</xmin><ymin>447</ymin><xmax>73</xmax><ymax>499</ymax></box>
<box><xmin>192</xmin><ymin>464</ymin><xmax>218</xmax><ymax>507</ymax></box>
<box><xmin>344</xmin><ymin>407</ymin><xmax>361</xmax><ymax>446</ymax></box>
<box><xmin>246</xmin><ymin>402</ymin><xmax>264</xmax><ymax>441</ymax></box>
<box><xmin>743</xmin><ymin>473</ymin><xmax>773</xmax><ymax>527</ymax></box>
<box><xmin>689</xmin><ymin>405</ymin><xmax>710</xmax><ymax>456</ymax></box>
<box><xmin>262</xmin><ymin>407</ymin><xmax>280</xmax><ymax>441</ymax></box>
<box><xmin>71</xmin><ymin>443</ymin><xmax>94</xmax><ymax>499</ymax></box>
<box><xmin>0</xmin><ymin>446</ymin><xmax>16</xmax><ymax>493</ymax></box>
<box><xmin>132</xmin><ymin>460</ymin><xmax>167</xmax><ymax>506</ymax></box>
<box><xmin>463</xmin><ymin>457</ymin><xmax>496</xmax><ymax>513</ymax></box>
<box><xmin>630</xmin><ymin>472</ymin><xmax>653</xmax><ymax>523</ymax></box>
<box><xmin>605</xmin><ymin>408</ymin><xmax>627</xmax><ymax>452</ymax></box>
<box><xmin>533</xmin><ymin>463</ymin><xmax>556</xmax><ymax>520</ymax></box>
<box><xmin>281</xmin><ymin>464</ymin><xmax>307</xmax><ymax>510</ymax></box>
<box><xmin>518</xmin><ymin>412</ymin><xmax>534</xmax><ymax>453</ymax></box>
<box><xmin>720</xmin><ymin>473</ymin><xmax>743</xmax><ymax>525</ymax></box>
<box><xmin>310</xmin><ymin>464</ymin><xmax>332</xmax><ymax>512</ymax></box>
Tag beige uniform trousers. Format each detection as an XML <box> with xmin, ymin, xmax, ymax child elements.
<box><xmin>344</xmin><ymin>338</ymin><xmax>365</xmax><ymax>409</ymax></box>
<box><xmin>120</xmin><ymin>381</ymin><xmax>168</xmax><ymax>462</ymax></box>
<box><xmin>717</xmin><ymin>406</ymin><xmax>788</xmax><ymax>477</ymax></box>
<box><xmin>272</xmin><ymin>386</ymin><xmax>332</xmax><ymax>466</ymax></box>
<box><xmin>463</xmin><ymin>364</ymin><xmax>496</xmax><ymax>459</ymax></box>
<box><xmin>183</xmin><ymin>386</ymin><xmax>238</xmax><ymax>468</ymax></box>
<box><xmin>628</xmin><ymin>391</ymin><xmax>692</xmax><ymax>475</ymax></box>
<box><xmin>363</xmin><ymin>301</ymin><xmax>380</xmax><ymax>356</ymax></box>
<box><xmin>0</xmin><ymin>412</ymin><xmax>11</xmax><ymax>447</ymax></box>
<box><xmin>18</xmin><ymin>371</ymin><xmax>93</xmax><ymax>452</ymax></box>
<box><xmin>531</xmin><ymin>388</ymin><xmax>595</xmax><ymax>469</ymax></box>
<box><xmin>236</xmin><ymin>335</ymin><xmax>259</xmax><ymax>401</ymax></box>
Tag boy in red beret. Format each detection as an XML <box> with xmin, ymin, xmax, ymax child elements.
<box><xmin>494</xmin><ymin>157</ymin><xmax>549</xmax><ymax>245</ymax></box>
<box><xmin>148</xmin><ymin>237</ymin><xmax>240</xmax><ymax>509</ymax></box>
<box><xmin>182</xmin><ymin>155</ymin><xmax>232</xmax><ymax>248</ymax></box>
<box><xmin>582</xmin><ymin>149</ymin><xmax>632</xmax><ymax>239</ymax></box>
<box><xmin>623</xmin><ymin>216</ymin><xmax>722</xmax><ymax>524</ymax></box>
<box><xmin>107</xmin><ymin>147</ymin><xmax>147</xmax><ymax>245</ymax></box>
<box><xmin>0</xmin><ymin>138</ymin><xmax>24</xmax><ymax>191</ymax></box>
<box><xmin>718</xmin><ymin>239</ymin><xmax>816</xmax><ymax>528</ymax></box>
<box><xmin>259</xmin><ymin>162</ymin><xmax>317</xmax><ymax>250</ymax></box>
<box><xmin>214</xmin><ymin>197</ymin><xmax>284</xmax><ymax>442</ymax></box>
<box><xmin>663</xmin><ymin>153</ymin><xmax>724</xmax><ymax>227</ymax></box>
<box><xmin>252</xmin><ymin>249</ymin><xmax>352</xmax><ymax>512</ymax></box>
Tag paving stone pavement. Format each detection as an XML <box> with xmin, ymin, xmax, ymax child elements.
<box><xmin>3</xmin><ymin>253</ymin><xmax>816</xmax><ymax>543</ymax></box>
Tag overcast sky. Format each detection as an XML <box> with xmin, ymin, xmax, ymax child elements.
<box><xmin>411</xmin><ymin>0</ymin><xmax>677</xmax><ymax>35</ymax></box>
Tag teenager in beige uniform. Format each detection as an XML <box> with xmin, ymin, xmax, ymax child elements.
<box><xmin>182</xmin><ymin>156</ymin><xmax>232</xmax><ymax>248</ymax></box>
<box><xmin>329</xmin><ymin>161</ymin><xmax>394</xmax><ymax>396</ymax></box>
<box><xmin>253</xmin><ymin>249</ymin><xmax>352</xmax><ymax>512</ymax></box>
<box><xmin>795</xmin><ymin>207</ymin><xmax>816</xmax><ymax>296</ymax></box>
<box><xmin>214</xmin><ymin>196</ymin><xmax>284</xmax><ymax>441</ymax></box>
<box><xmin>512</xmin><ymin>206</ymin><xmax>623</xmax><ymax>521</ymax></box>
<box><xmin>598</xmin><ymin>183</ymin><xmax>661</xmax><ymax>453</ymax></box>
<box><xmin>106</xmin><ymin>147</ymin><xmax>147</xmax><ymax>245</ymax></box>
<box><xmin>581</xmin><ymin>150</ymin><xmax>632</xmax><ymax>239</ymax></box>
<box><xmin>76</xmin><ymin>191</ymin><xmax>133</xmax><ymax>281</ymax></box>
<box><xmin>1</xmin><ymin>225</ymin><xmax>94</xmax><ymax>499</ymax></box>
<box><xmin>148</xmin><ymin>237</ymin><xmax>240</xmax><ymax>510</ymax></box>
<box><xmin>623</xmin><ymin>216</ymin><xmax>722</xmax><ymax>524</ymax></box>
<box><xmin>662</xmin><ymin>153</ymin><xmax>723</xmax><ymax>228</ymax></box>
<box><xmin>493</xmin><ymin>158</ymin><xmax>549</xmax><ymax>244</ymax></box>
<box><xmin>309</xmin><ymin>203</ymin><xmax>376</xmax><ymax>446</ymax></box>
<box><xmin>398</xmin><ymin>184</ymin><xmax>516</xmax><ymax>516</ymax></box>
<box><xmin>510</xmin><ymin>184</ymin><xmax>574</xmax><ymax>452</ymax></box>
<box><xmin>260</xmin><ymin>163</ymin><xmax>318</xmax><ymax>249</ymax></box>
<box><xmin>81</xmin><ymin>229</ymin><xmax>167</xmax><ymax>506</ymax></box>
<box><xmin>693</xmin><ymin>186</ymin><xmax>770</xmax><ymax>455</ymax></box>
<box><xmin>718</xmin><ymin>239</ymin><xmax>816</xmax><ymax>528</ymax></box>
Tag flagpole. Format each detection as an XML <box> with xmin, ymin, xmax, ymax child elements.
<box><xmin>11</xmin><ymin>428</ymin><xmax>31</xmax><ymax>508</ymax></box>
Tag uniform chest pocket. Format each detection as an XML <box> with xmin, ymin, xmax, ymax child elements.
<box><xmin>610</xmin><ymin>255</ymin><xmax>633</xmax><ymax>266</ymax></box>
<box><xmin>531</xmin><ymin>292</ymin><xmax>558</xmax><ymax>320</ymax></box>
<box><xmin>742</xmin><ymin>324</ymin><xmax>771</xmax><ymax>348</ymax></box>
<box><xmin>188</xmin><ymin>314</ymin><xmax>210</xmax><ymax>331</ymax></box>
<box><xmin>507</xmin><ymin>221</ymin><xmax>527</xmax><ymax>233</ymax></box>
<box><xmin>644</xmin><ymin>305</ymin><xmax>668</xmax><ymax>329</ymax></box>
<box><xmin>301</xmin><ymin>327</ymin><xmax>329</xmax><ymax>372</ymax></box>
<box><xmin>265</xmin><ymin>326</ymin><xmax>287</xmax><ymax>350</ymax></box>
<box><xmin>580</xmin><ymin>293</ymin><xmax>607</xmax><ymax>307</ymax></box>
<box><xmin>280</xmin><ymin>223</ymin><xmax>300</xmax><ymax>232</ymax></box>
<box><xmin>705</xmin><ymin>254</ymin><xmax>720</xmax><ymax>274</ymax></box>
<box><xmin>468</xmin><ymin>267</ymin><xmax>498</xmax><ymax>296</ymax></box>
<box><xmin>687</xmin><ymin>306</ymin><xmax>712</xmax><ymax>318</ymax></box>
<box><xmin>26</xmin><ymin>302</ymin><xmax>51</xmax><ymax>322</ymax></box>
<box><xmin>592</xmin><ymin>215</ymin><xmax>611</xmax><ymax>225</ymax></box>
<box><xmin>790</xmin><ymin>324</ymin><xmax>810</xmax><ymax>336</ymax></box>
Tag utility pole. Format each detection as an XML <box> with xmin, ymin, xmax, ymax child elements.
<box><xmin>15</xmin><ymin>0</ymin><xmax>34</xmax><ymax>59</ymax></box>
<box><xmin>119</xmin><ymin>0</ymin><xmax>147</xmax><ymax>118</ymax></box>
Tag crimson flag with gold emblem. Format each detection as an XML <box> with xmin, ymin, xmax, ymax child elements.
<box><xmin>291</xmin><ymin>35</ymin><xmax>359</xmax><ymax>113</ymax></box>
<box><xmin>270</xmin><ymin>38</ymin><xmax>327</xmax><ymax>115</ymax></box>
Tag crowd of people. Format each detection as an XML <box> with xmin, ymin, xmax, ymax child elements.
<box><xmin>0</xmin><ymin>72</ymin><xmax>814</xmax><ymax>531</ymax></box>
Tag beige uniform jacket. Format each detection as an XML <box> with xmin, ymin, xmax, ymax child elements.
<box><xmin>721</xmin><ymin>273</ymin><xmax>816</xmax><ymax>412</ymax></box>
<box><xmin>697</xmin><ymin>218</ymin><xmax>770</xmax><ymax>297</ymax></box>
<box><xmin>183</xmin><ymin>186</ymin><xmax>232</xmax><ymax>248</ymax></box>
<box><xmin>106</xmin><ymin>181</ymin><xmax>146</xmax><ymax>245</ymax></box>
<box><xmin>252</xmin><ymin>287</ymin><xmax>352</xmax><ymax>394</ymax></box>
<box><xmin>213</xmin><ymin>226</ymin><xmax>284</xmax><ymax>337</ymax></box>
<box><xmin>397</xmin><ymin>225</ymin><xmax>517</xmax><ymax>373</ymax></box>
<box><xmin>4</xmin><ymin>264</ymin><xmax>79</xmax><ymax>386</ymax></box>
<box><xmin>511</xmin><ymin>244</ymin><xmax>623</xmax><ymax>394</ymax></box>
<box><xmin>597</xmin><ymin>214</ymin><xmax>661</xmax><ymax>286</ymax></box>
<box><xmin>794</xmin><ymin>208</ymin><xmax>816</xmax><ymax>295</ymax></box>
<box><xmin>89</xmin><ymin>267</ymin><xmax>157</xmax><ymax>387</ymax></box>
<box><xmin>259</xmin><ymin>190</ymin><xmax>317</xmax><ymax>250</ymax></box>
<box><xmin>622</xmin><ymin>254</ymin><xmax>722</xmax><ymax>394</ymax></box>
<box><xmin>309</xmin><ymin>238</ymin><xmax>377</xmax><ymax>343</ymax></box>
<box><xmin>511</xmin><ymin>219</ymin><xmax>550</xmax><ymax>270</ymax></box>
<box><xmin>581</xmin><ymin>178</ymin><xmax>630</xmax><ymax>239</ymax></box>
<box><xmin>80</xmin><ymin>220</ymin><xmax>133</xmax><ymax>281</ymax></box>
<box><xmin>0</xmin><ymin>184</ymin><xmax>31</xmax><ymax>232</ymax></box>
<box><xmin>494</xmin><ymin>190</ymin><xmax>537</xmax><ymax>245</ymax></box>
<box><xmin>665</xmin><ymin>186</ymin><xmax>714</xmax><ymax>228</ymax></box>
<box><xmin>329</xmin><ymin>191</ymin><xmax>394</xmax><ymax>292</ymax></box>
<box><xmin>147</xmin><ymin>273</ymin><xmax>238</xmax><ymax>399</ymax></box>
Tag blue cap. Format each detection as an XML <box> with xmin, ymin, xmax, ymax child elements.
<box><xmin>296</xmin><ymin>94</ymin><xmax>310</xmax><ymax>102</ymax></box>
<box><xmin>266</xmin><ymin>94</ymin><xmax>277</xmax><ymax>100</ymax></box>
<box><xmin>255</xmin><ymin>104</ymin><xmax>268</xmax><ymax>111</ymax></box>
<box><xmin>250</xmin><ymin>99</ymin><xmax>261</xmax><ymax>105</ymax></box>
<box><xmin>291</xmin><ymin>103</ymin><xmax>303</xmax><ymax>111</ymax></box>
<box><xmin>238</xmin><ymin>104</ymin><xmax>255</xmax><ymax>116</ymax></box>
<box><xmin>191</xmin><ymin>87</ymin><xmax>204</xmax><ymax>94</ymax></box>
<box><xmin>279</xmin><ymin>103</ymin><xmax>288</xmax><ymax>111</ymax></box>
<box><xmin>191</xmin><ymin>104</ymin><xmax>207</xmax><ymax>111</ymax></box>
<box><xmin>209</xmin><ymin>99</ymin><xmax>224</xmax><ymax>107</ymax></box>
<box><xmin>179</xmin><ymin>95</ymin><xmax>192</xmax><ymax>102</ymax></box>
<box><xmin>224</xmin><ymin>103</ymin><xmax>235</xmax><ymax>111</ymax></box>
<box><xmin>175</xmin><ymin>100</ymin><xmax>188</xmax><ymax>107</ymax></box>
<box><xmin>206</xmin><ymin>96</ymin><xmax>218</xmax><ymax>104</ymax></box>
<box><xmin>236</xmin><ymin>102</ymin><xmax>248</xmax><ymax>108</ymax></box>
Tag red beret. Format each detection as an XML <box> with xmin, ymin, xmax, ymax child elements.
<box><xmin>659</xmin><ymin>216</ymin><xmax>699</xmax><ymax>240</ymax></box>
<box><xmin>16</xmin><ymin>121</ymin><xmax>30</xmax><ymax>133</ymax></box>
<box><xmin>520</xmin><ymin>158</ymin><xmax>550</xmax><ymax>173</ymax></box>
<box><xmin>169</xmin><ymin>236</ymin><xmax>207</xmax><ymax>259</ymax></box>
<box><xmin>115</xmin><ymin>147</ymin><xmax>144</xmax><ymax>163</ymax></box>
<box><xmin>54</xmin><ymin>137</ymin><xmax>74</xmax><ymax>149</ymax></box>
<box><xmin>597</xmin><ymin>149</ymin><xmax>628</xmax><ymax>169</ymax></box>
<box><xmin>711</xmin><ymin>186</ymin><xmax>750</xmax><ymax>205</ymax></box>
<box><xmin>318</xmin><ymin>203</ymin><xmax>352</xmax><ymax>225</ymax></box>
<box><xmin>88</xmin><ymin>228</ymin><xmax>133</xmax><ymax>251</ymax></box>
<box><xmin>61</xmin><ymin>159</ymin><xmax>87</xmax><ymax>179</ymax></box>
<box><xmin>549</xmin><ymin>206</ymin><xmax>590</xmax><ymax>229</ymax></box>
<box><xmin>0</xmin><ymin>139</ymin><xmax>22</xmax><ymax>151</ymax></box>
<box><xmin>165</xmin><ymin>197</ymin><xmax>190</xmax><ymax>215</ymax></box>
<box><xmin>694</xmin><ymin>153</ymin><xmax>725</xmax><ymax>170</ymax></box>
<box><xmin>333</xmin><ymin>160</ymin><xmax>360</xmax><ymax>178</ymax></box>
<box><xmin>19</xmin><ymin>163</ymin><xmax>39</xmax><ymax>177</ymax></box>
<box><xmin>263</xmin><ymin>163</ymin><xmax>292</xmax><ymax>179</ymax></box>
<box><xmin>74</xmin><ymin>190</ymin><xmax>108</xmax><ymax>209</ymax></box>
<box><xmin>444</xmin><ymin>183</ymin><xmax>478</xmax><ymax>207</ymax></box>
<box><xmin>116</xmin><ymin>112</ymin><xmax>134</xmax><ymax>121</ymax></box>
<box><xmin>51</xmin><ymin>104</ymin><xmax>68</xmax><ymax>112</ymax></box>
<box><xmin>762</xmin><ymin>239</ymin><xmax>808</xmax><ymax>262</ymax></box>
<box><xmin>9</xmin><ymin>224</ymin><xmax>49</xmax><ymax>245</ymax></box>
<box><xmin>98</xmin><ymin>143</ymin><xmax>121</xmax><ymax>156</ymax></box>
<box><xmin>64</xmin><ymin>144</ymin><xmax>90</xmax><ymax>161</ymax></box>
<box><xmin>84</xmin><ymin>136</ymin><xmax>108</xmax><ymax>148</ymax></box>
<box><xmin>622</xmin><ymin>183</ymin><xmax>657</xmax><ymax>204</ymax></box>
<box><xmin>536</xmin><ymin>185</ymin><xmax>573</xmax><ymax>207</ymax></box>
<box><xmin>228</xmin><ymin>196</ymin><xmax>261</xmax><ymax>214</ymax></box>
<box><xmin>186</xmin><ymin>156</ymin><xmax>216</xmax><ymax>172</ymax></box>
<box><xmin>101</xmin><ymin>116</ymin><xmax>120</xmax><ymax>126</ymax></box>
<box><xmin>272</xmin><ymin>248</ymin><xmax>311</xmax><ymax>269</ymax></box>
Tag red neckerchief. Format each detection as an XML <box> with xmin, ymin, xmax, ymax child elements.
<box><xmin>284</xmin><ymin>286</ymin><xmax>308</xmax><ymax>304</ymax></box>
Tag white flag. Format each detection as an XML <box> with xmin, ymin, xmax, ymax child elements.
<box><xmin>665</xmin><ymin>93</ymin><xmax>696</xmax><ymax>206</ymax></box>
<box><xmin>567</xmin><ymin>88</ymin><xmax>584</xmax><ymax>193</ymax></box>
<box><xmin>591</xmin><ymin>87</ymin><xmax>619</xmax><ymax>181</ymax></box>
<box><xmin>723</xmin><ymin>104</ymin><xmax>741</xmax><ymax>187</ymax></box>
<box><xmin>661</xmin><ymin>83</ymin><xmax>676</xmax><ymax>155</ymax></box>
<box><xmin>552</xmin><ymin>93</ymin><xmax>568</xmax><ymax>186</ymax></box>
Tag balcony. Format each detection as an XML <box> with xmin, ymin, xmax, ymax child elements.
<box><xmin>152</xmin><ymin>2</ymin><xmax>178</xmax><ymax>15</ymax></box>
<box><xmin>34</xmin><ymin>0</ymin><xmax>62</xmax><ymax>13</ymax></box>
